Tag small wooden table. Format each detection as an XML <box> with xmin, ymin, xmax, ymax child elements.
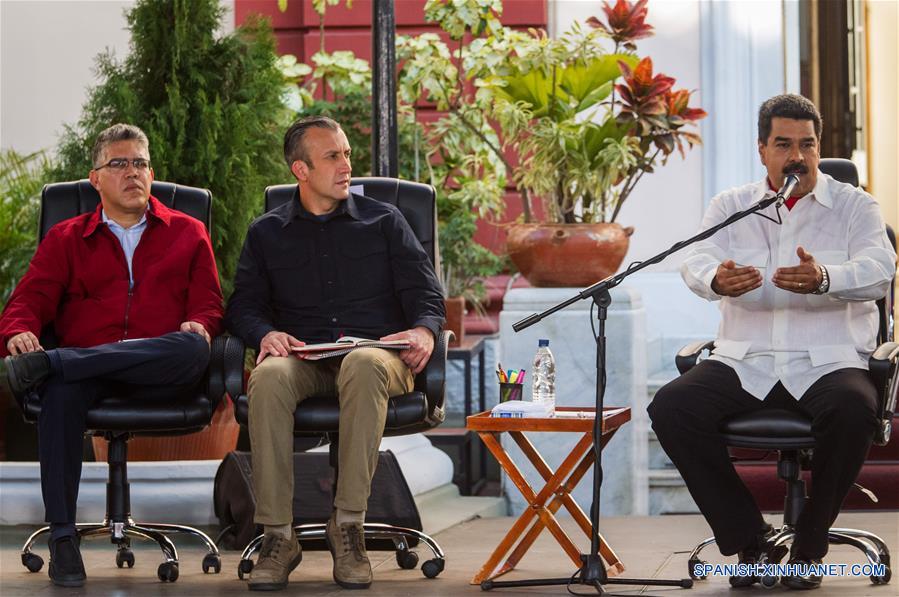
<box><xmin>466</xmin><ymin>406</ymin><xmax>631</xmax><ymax>585</ymax></box>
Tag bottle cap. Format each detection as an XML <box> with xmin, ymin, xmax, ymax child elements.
<box><xmin>538</xmin><ymin>339</ymin><xmax>549</xmax><ymax>347</ymax></box>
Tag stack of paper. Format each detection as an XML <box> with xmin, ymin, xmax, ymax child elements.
<box><xmin>490</xmin><ymin>400</ymin><xmax>554</xmax><ymax>418</ymax></box>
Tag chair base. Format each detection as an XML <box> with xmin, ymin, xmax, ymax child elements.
<box><xmin>686</xmin><ymin>524</ymin><xmax>892</xmax><ymax>586</ymax></box>
<box><xmin>237</xmin><ymin>522</ymin><xmax>446</xmax><ymax>580</ymax></box>
<box><xmin>20</xmin><ymin>518</ymin><xmax>222</xmax><ymax>582</ymax></box>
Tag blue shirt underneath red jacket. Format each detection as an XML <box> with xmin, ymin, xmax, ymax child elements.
<box><xmin>0</xmin><ymin>196</ymin><xmax>224</xmax><ymax>356</ymax></box>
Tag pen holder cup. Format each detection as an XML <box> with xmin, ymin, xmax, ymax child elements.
<box><xmin>499</xmin><ymin>382</ymin><xmax>524</xmax><ymax>403</ymax></box>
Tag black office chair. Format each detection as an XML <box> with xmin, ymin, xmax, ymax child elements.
<box><xmin>228</xmin><ymin>177</ymin><xmax>449</xmax><ymax>580</ymax></box>
<box><xmin>16</xmin><ymin>179</ymin><xmax>239</xmax><ymax>582</ymax></box>
<box><xmin>676</xmin><ymin>159</ymin><xmax>894</xmax><ymax>587</ymax></box>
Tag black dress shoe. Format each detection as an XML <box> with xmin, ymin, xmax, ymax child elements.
<box><xmin>780</xmin><ymin>556</ymin><xmax>823</xmax><ymax>590</ymax></box>
<box><xmin>729</xmin><ymin>548</ymin><xmax>761</xmax><ymax>588</ymax></box>
<box><xmin>3</xmin><ymin>352</ymin><xmax>51</xmax><ymax>400</ymax></box>
<box><xmin>729</xmin><ymin>523</ymin><xmax>788</xmax><ymax>588</ymax></box>
<box><xmin>48</xmin><ymin>535</ymin><xmax>86</xmax><ymax>587</ymax></box>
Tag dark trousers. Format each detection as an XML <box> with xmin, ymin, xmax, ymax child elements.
<box><xmin>647</xmin><ymin>360</ymin><xmax>878</xmax><ymax>559</ymax></box>
<box><xmin>37</xmin><ymin>331</ymin><xmax>210</xmax><ymax>525</ymax></box>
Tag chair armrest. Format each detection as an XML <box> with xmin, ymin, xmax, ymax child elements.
<box><xmin>869</xmin><ymin>341</ymin><xmax>899</xmax><ymax>446</ymax></box>
<box><xmin>206</xmin><ymin>335</ymin><xmax>227</xmax><ymax>403</ymax></box>
<box><xmin>414</xmin><ymin>330</ymin><xmax>452</xmax><ymax>427</ymax></box>
<box><xmin>675</xmin><ymin>340</ymin><xmax>716</xmax><ymax>375</ymax></box>
<box><xmin>220</xmin><ymin>334</ymin><xmax>247</xmax><ymax>400</ymax></box>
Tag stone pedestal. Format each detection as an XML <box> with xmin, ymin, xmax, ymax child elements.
<box><xmin>499</xmin><ymin>286</ymin><xmax>649</xmax><ymax>516</ymax></box>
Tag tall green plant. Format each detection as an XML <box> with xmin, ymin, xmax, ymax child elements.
<box><xmin>53</xmin><ymin>0</ymin><xmax>289</xmax><ymax>296</ymax></box>
<box><xmin>0</xmin><ymin>150</ymin><xmax>52</xmax><ymax>306</ymax></box>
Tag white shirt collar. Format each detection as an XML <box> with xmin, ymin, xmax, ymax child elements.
<box><xmin>751</xmin><ymin>169</ymin><xmax>834</xmax><ymax>210</ymax></box>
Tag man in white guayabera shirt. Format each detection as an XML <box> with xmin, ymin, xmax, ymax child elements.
<box><xmin>648</xmin><ymin>94</ymin><xmax>895</xmax><ymax>591</ymax></box>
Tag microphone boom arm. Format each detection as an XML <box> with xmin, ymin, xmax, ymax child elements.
<box><xmin>513</xmin><ymin>194</ymin><xmax>780</xmax><ymax>332</ymax></box>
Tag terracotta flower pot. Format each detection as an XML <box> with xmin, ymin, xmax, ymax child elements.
<box><xmin>506</xmin><ymin>222</ymin><xmax>635</xmax><ymax>287</ymax></box>
<box><xmin>91</xmin><ymin>395</ymin><xmax>240</xmax><ymax>462</ymax></box>
<box><xmin>444</xmin><ymin>296</ymin><xmax>465</xmax><ymax>347</ymax></box>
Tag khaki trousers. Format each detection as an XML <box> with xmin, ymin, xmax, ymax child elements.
<box><xmin>247</xmin><ymin>348</ymin><xmax>414</xmax><ymax>525</ymax></box>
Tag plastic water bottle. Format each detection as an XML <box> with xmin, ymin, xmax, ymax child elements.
<box><xmin>532</xmin><ymin>339</ymin><xmax>556</xmax><ymax>415</ymax></box>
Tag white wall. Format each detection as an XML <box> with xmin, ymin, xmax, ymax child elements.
<box><xmin>866</xmin><ymin>0</ymin><xmax>898</xmax><ymax>232</ymax></box>
<box><xmin>0</xmin><ymin>0</ymin><xmax>235</xmax><ymax>156</ymax></box>
<box><xmin>0</xmin><ymin>1</ymin><xmax>135</xmax><ymax>154</ymax></box>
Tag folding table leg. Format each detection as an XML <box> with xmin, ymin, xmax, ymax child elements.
<box><xmin>498</xmin><ymin>432</ymin><xmax>594</xmax><ymax>570</ymax></box>
<box><xmin>471</xmin><ymin>432</ymin><xmax>542</xmax><ymax>584</ymax></box>
<box><xmin>471</xmin><ymin>430</ymin><xmax>603</xmax><ymax>584</ymax></box>
<box><xmin>508</xmin><ymin>429</ymin><xmax>623</xmax><ymax>575</ymax></box>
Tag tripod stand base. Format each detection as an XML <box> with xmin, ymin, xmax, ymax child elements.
<box><xmin>481</xmin><ymin>575</ymin><xmax>693</xmax><ymax>592</ymax></box>
<box><xmin>481</xmin><ymin>554</ymin><xmax>692</xmax><ymax>592</ymax></box>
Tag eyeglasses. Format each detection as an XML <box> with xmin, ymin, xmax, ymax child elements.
<box><xmin>94</xmin><ymin>157</ymin><xmax>152</xmax><ymax>172</ymax></box>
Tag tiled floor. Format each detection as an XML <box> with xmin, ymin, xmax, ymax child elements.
<box><xmin>1</xmin><ymin>512</ymin><xmax>895</xmax><ymax>596</ymax></box>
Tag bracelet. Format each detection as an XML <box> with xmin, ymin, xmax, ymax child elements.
<box><xmin>813</xmin><ymin>265</ymin><xmax>830</xmax><ymax>294</ymax></box>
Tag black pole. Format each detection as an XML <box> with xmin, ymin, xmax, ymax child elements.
<box><xmin>372</xmin><ymin>0</ymin><xmax>397</xmax><ymax>177</ymax></box>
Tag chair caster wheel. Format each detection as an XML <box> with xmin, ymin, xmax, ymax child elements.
<box><xmin>688</xmin><ymin>558</ymin><xmax>707</xmax><ymax>580</ymax></box>
<box><xmin>116</xmin><ymin>548</ymin><xmax>135</xmax><ymax>568</ymax></box>
<box><xmin>21</xmin><ymin>552</ymin><xmax>44</xmax><ymax>573</ymax></box>
<box><xmin>237</xmin><ymin>558</ymin><xmax>254</xmax><ymax>580</ymax></box>
<box><xmin>157</xmin><ymin>561</ymin><xmax>179</xmax><ymax>582</ymax></box>
<box><xmin>421</xmin><ymin>558</ymin><xmax>444</xmax><ymax>578</ymax></box>
<box><xmin>396</xmin><ymin>549</ymin><xmax>419</xmax><ymax>569</ymax></box>
<box><xmin>202</xmin><ymin>553</ymin><xmax>221</xmax><ymax>574</ymax></box>
<box><xmin>871</xmin><ymin>565</ymin><xmax>890</xmax><ymax>585</ymax></box>
<box><xmin>760</xmin><ymin>574</ymin><xmax>779</xmax><ymax>589</ymax></box>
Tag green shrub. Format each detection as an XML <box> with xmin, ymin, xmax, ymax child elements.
<box><xmin>0</xmin><ymin>149</ymin><xmax>52</xmax><ymax>306</ymax></box>
<box><xmin>52</xmin><ymin>0</ymin><xmax>290</xmax><ymax>296</ymax></box>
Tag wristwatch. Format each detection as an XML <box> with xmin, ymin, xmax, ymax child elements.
<box><xmin>813</xmin><ymin>265</ymin><xmax>830</xmax><ymax>294</ymax></box>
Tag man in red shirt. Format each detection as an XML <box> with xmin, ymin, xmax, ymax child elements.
<box><xmin>0</xmin><ymin>124</ymin><xmax>223</xmax><ymax>587</ymax></box>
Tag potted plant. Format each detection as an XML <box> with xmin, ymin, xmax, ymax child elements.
<box><xmin>403</xmin><ymin>0</ymin><xmax>706</xmax><ymax>286</ymax></box>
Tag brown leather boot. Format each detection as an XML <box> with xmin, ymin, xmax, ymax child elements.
<box><xmin>247</xmin><ymin>530</ymin><xmax>302</xmax><ymax>591</ymax></box>
<box><xmin>325</xmin><ymin>512</ymin><xmax>372</xmax><ymax>589</ymax></box>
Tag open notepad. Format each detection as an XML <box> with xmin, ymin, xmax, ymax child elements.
<box><xmin>291</xmin><ymin>336</ymin><xmax>410</xmax><ymax>360</ymax></box>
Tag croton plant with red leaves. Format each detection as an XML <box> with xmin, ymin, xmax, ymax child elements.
<box><xmin>489</xmin><ymin>0</ymin><xmax>706</xmax><ymax>223</ymax></box>
<box><xmin>586</xmin><ymin>0</ymin><xmax>654</xmax><ymax>50</ymax></box>
<box><xmin>599</xmin><ymin>0</ymin><xmax>706</xmax><ymax>167</ymax></box>
<box><xmin>616</xmin><ymin>56</ymin><xmax>706</xmax><ymax>157</ymax></box>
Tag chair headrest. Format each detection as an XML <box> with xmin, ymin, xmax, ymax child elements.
<box><xmin>263</xmin><ymin>177</ymin><xmax>437</xmax><ymax>265</ymax></box>
<box><xmin>39</xmin><ymin>180</ymin><xmax>212</xmax><ymax>240</ymax></box>
<box><xmin>818</xmin><ymin>158</ymin><xmax>858</xmax><ymax>187</ymax></box>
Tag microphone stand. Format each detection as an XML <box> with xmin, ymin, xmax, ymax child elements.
<box><xmin>481</xmin><ymin>193</ymin><xmax>784</xmax><ymax>594</ymax></box>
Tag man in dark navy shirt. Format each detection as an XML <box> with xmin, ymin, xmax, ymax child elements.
<box><xmin>225</xmin><ymin>116</ymin><xmax>444</xmax><ymax>592</ymax></box>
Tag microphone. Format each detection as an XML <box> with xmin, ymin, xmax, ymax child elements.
<box><xmin>774</xmin><ymin>174</ymin><xmax>801</xmax><ymax>208</ymax></box>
